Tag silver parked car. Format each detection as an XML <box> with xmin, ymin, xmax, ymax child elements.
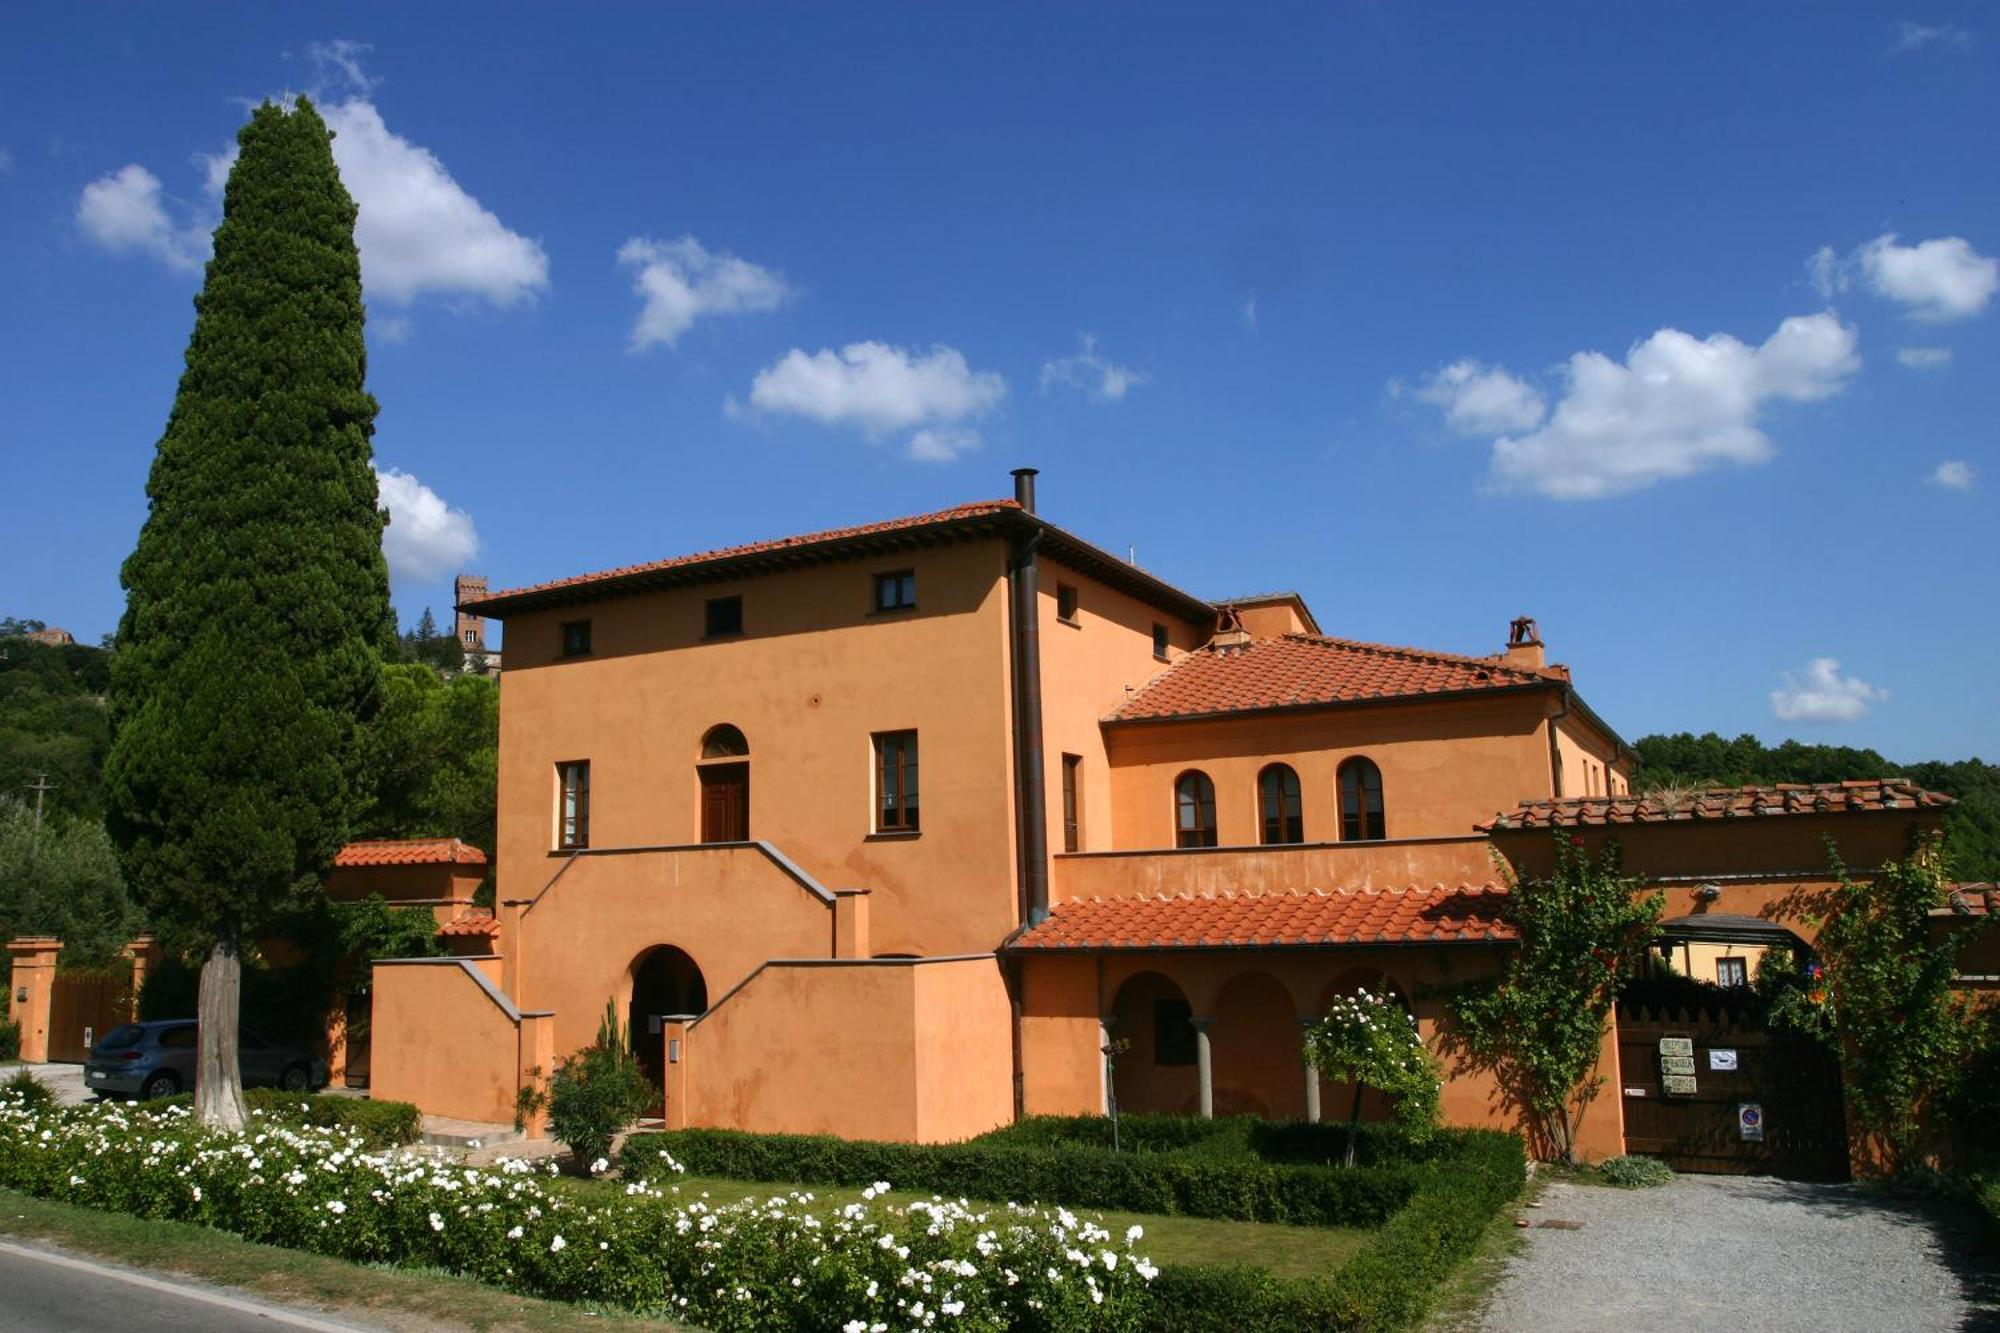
<box><xmin>83</xmin><ymin>1020</ymin><xmax>329</xmax><ymax>1101</ymax></box>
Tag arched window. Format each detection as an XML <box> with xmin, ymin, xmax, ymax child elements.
<box><xmin>1174</xmin><ymin>770</ymin><xmax>1217</xmax><ymax>849</ymax></box>
<box><xmin>697</xmin><ymin>724</ymin><xmax>750</xmax><ymax>842</ymax></box>
<box><xmin>699</xmin><ymin>724</ymin><xmax>749</xmax><ymax>759</ymax></box>
<box><xmin>1338</xmin><ymin>757</ymin><xmax>1385</xmax><ymax>841</ymax></box>
<box><xmin>1258</xmin><ymin>764</ymin><xmax>1303</xmax><ymax>845</ymax></box>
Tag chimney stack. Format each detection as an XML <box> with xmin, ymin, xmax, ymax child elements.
<box><xmin>1011</xmin><ymin>467</ymin><xmax>1038</xmax><ymax>514</ymax></box>
<box><xmin>1504</xmin><ymin>616</ymin><xmax>1545</xmax><ymax>671</ymax></box>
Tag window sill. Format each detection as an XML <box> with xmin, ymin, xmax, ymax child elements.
<box><xmin>701</xmin><ymin>631</ymin><xmax>744</xmax><ymax>642</ymax></box>
<box><xmin>865</xmin><ymin>830</ymin><xmax>922</xmax><ymax>842</ymax></box>
<box><xmin>1057</xmin><ymin>617</ymin><xmax>1082</xmax><ymax>630</ymax></box>
<box><xmin>868</xmin><ymin>605</ymin><xmax>918</xmax><ymax>617</ymax></box>
<box><xmin>1152</xmin><ymin>653</ymin><xmax>1170</xmax><ymax>663</ymax></box>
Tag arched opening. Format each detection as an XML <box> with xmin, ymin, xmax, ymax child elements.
<box><xmin>1173</xmin><ymin>770</ymin><xmax>1217</xmax><ymax>848</ymax></box>
<box><xmin>1258</xmin><ymin>764</ymin><xmax>1303</xmax><ymax>845</ymax></box>
<box><xmin>1213</xmin><ymin>970</ymin><xmax>1305</xmax><ymax>1118</ymax></box>
<box><xmin>1107</xmin><ymin>971</ymin><xmax>1199</xmax><ymax>1115</ymax></box>
<box><xmin>697</xmin><ymin>724</ymin><xmax>750</xmax><ymax>842</ymax></box>
<box><xmin>1338</xmin><ymin>757</ymin><xmax>1385</xmax><ymax>841</ymax></box>
<box><xmin>627</xmin><ymin>945</ymin><xmax>709</xmax><ymax>1095</ymax></box>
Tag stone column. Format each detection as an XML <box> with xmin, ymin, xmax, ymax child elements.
<box><xmin>1099</xmin><ymin>1016</ymin><xmax>1116</xmax><ymax>1115</ymax></box>
<box><xmin>1191</xmin><ymin>1016</ymin><xmax>1215</xmax><ymax>1119</ymax></box>
<box><xmin>1299</xmin><ymin>1018</ymin><xmax>1322</xmax><ymax>1124</ymax></box>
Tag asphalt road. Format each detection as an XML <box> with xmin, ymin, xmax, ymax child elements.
<box><xmin>0</xmin><ymin>1239</ymin><xmax>382</xmax><ymax>1332</ymax></box>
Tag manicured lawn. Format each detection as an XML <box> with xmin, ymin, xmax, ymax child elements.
<box><xmin>0</xmin><ymin>1186</ymin><xmax>690</xmax><ymax>1332</ymax></box>
<box><xmin>575</xmin><ymin>1171</ymin><xmax>1372</xmax><ymax>1280</ymax></box>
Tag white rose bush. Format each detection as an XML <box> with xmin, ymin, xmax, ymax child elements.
<box><xmin>0</xmin><ymin>1089</ymin><xmax>1156</xmax><ymax>1330</ymax></box>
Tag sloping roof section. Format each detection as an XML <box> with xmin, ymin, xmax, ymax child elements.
<box><xmin>438</xmin><ymin>907</ymin><xmax>500</xmax><ymax>938</ymax></box>
<box><xmin>1008</xmin><ymin>884</ymin><xmax>1513</xmax><ymax>951</ymax></box>
<box><xmin>1108</xmin><ymin>633</ymin><xmax>1567</xmax><ymax>724</ymax></box>
<box><xmin>1481</xmin><ymin>779</ymin><xmax>1954</xmax><ymax>832</ymax></box>
<box><xmin>1942</xmin><ymin>883</ymin><xmax>1996</xmax><ymax>916</ymax></box>
<box><xmin>334</xmin><ymin>838</ymin><xmax>489</xmax><ymax>868</ymax></box>
<box><xmin>462</xmin><ymin>498</ymin><xmax>1215</xmax><ymax>625</ymax></box>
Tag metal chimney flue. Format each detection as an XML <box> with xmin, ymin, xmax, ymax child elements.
<box><xmin>1011</xmin><ymin>467</ymin><xmax>1039</xmax><ymax>513</ymax></box>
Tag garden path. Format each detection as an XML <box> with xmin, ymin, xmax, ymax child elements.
<box><xmin>1474</xmin><ymin>1175</ymin><xmax>1998</xmax><ymax>1332</ymax></box>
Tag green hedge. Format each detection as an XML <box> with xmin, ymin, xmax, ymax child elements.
<box><xmin>155</xmin><ymin>1090</ymin><xmax>421</xmax><ymax>1148</ymax></box>
<box><xmin>0</xmin><ymin>1019</ymin><xmax>18</xmax><ymax>1063</ymax></box>
<box><xmin>622</xmin><ymin>1126</ymin><xmax>1418</xmax><ymax>1227</ymax></box>
<box><xmin>978</xmin><ymin>1112</ymin><xmax>1430</xmax><ymax>1166</ymax></box>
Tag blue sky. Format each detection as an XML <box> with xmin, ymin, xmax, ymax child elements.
<box><xmin>2</xmin><ymin>4</ymin><xmax>1994</xmax><ymax>761</ymax></box>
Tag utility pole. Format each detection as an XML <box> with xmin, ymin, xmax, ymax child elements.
<box><xmin>25</xmin><ymin>772</ymin><xmax>56</xmax><ymax>827</ymax></box>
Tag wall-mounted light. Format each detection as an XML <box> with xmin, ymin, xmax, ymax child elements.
<box><xmin>13</xmin><ymin>987</ymin><xmax>25</xmax><ymax>1004</ymax></box>
<box><xmin>1694</xmin><ymin>883</ymin><xmax>1722</xmax><ymax>903</ymax></box>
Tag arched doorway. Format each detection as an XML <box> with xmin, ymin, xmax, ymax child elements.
<box><xmin>628</xmin><ymin>945</ymin><xmax>708</xmax><ymax>1093</ymax></box>
<box><xmin>1213</xmin><ymin>970</ymin><xmax>1304</xmax><ymax>1118</ymax></box>
<box><xmin>697</xmin><ymin>724</ymin><xmax>750</xmax><ymax>842</ymax></box>
<box><xmin>1107</xmin><ymin>971</ymin><xmax>1199</xmax><ymax>1115</ymax></box>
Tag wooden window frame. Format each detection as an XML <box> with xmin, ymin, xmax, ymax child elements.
<box><xmin>1151</xmin><ymin>622</ymin><xmax>1169</xmax><ymax>661</ymax></box>
<box><xmin>873</xmin><ymin>570</ymin><xmax>918</xmax><ymax>613</ymax></box>
<box><xmin>1174</xmin><ymin>769</ymin><xmax>1217</xmax><ymax>849</ymax></box>
<box><xmin>1338</xmin><ymin>756</ymin><xmax>1386</xmax><ymax>842</ymax></box>
<box><xmin>559</xmin><ymin>619</ymin><xmax>592</xmax><ymax>658</ymax></box>
<box><xmin>1061</xmin><ymin>753</ymin><xmax>1082</xmax><ymax>854</ymax></box>
<box><xmin>704</xmin><ymin>595</ymin><xmax>743</xmax><ymax>640</ymax></box>
<box><xmin>1056</xmin><ymin>582</ymin><xmax>1080</xmax><ymax>626</ymax></box>
<box><xmin>556</xmin><ymin>760</ymin><xmax>591</xmax><ymax>850</ymax></box>
<box><xmin>874</xmin><ymin>730</ymin><xmax>920</xmax><ymax>834</ymax></box>
<box><xmin>1716</xmin><ymin>956</ymin><xmax>1749</xmax><ymax>989</ymax></box>
<box><xmin>1258</xmin><ymin>763</ymin><xmax>1304</xmax><ymax>845</ymax></box>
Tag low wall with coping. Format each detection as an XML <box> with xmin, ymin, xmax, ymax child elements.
<box><xmin>371</xmin><ymin>956</ymin><xmax>553</xmax><ymax>1130</ymax></box>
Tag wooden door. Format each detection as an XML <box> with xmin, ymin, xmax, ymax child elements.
<box><xmin>48</xmin><ymin>972</ymin><xmax>133</xmax><ymax>1063</ymax></box>
<box><xmin>1617</xmin><ymin>999</ymin><xmax>1848</xmax><ymax>1180</ymax></box>
<box><xmin>699</xmin><ymin>763</ymin><xmax>749</xmax><ymax>843</ymax></box>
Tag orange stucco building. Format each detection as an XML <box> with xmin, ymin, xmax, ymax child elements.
<box><xmin>367</xmin><ymin>470</ymin><xmax>1974</xmax><ymax>1168</ymax></box>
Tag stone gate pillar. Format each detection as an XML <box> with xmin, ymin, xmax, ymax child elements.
<box><xmin>7</xmin><ymin>937</ymin><xmax>62</xmax><ymax>1063</ymax></box>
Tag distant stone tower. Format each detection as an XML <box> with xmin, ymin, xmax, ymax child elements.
<box><xmin>453</xmin><ymin>574</ymin><xmax>489</xmax><ymax>654</ymax></box>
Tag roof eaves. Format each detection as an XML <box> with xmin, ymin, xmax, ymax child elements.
<box><xmin>1102</xmin><ymin>678</ymin><xmax>1557</xmax><ymax>727</ymax></box>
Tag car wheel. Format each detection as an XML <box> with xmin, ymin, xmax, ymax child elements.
<box><xmin>280</xmin><ymin>1064</ymin><xmax>312</xmax><ymax>1093</ymax></box>
<box><xmin>140</xmin><ymin>1072</ymin><xmax>178</xmax><ymax>1101</ymax></box>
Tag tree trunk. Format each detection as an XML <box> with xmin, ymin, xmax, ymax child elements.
<box><xmin>1344</xmin><ymin>1082</ymin><xmax>1365</xmax><ymax>1168</ymax></box>
<box><xmin>195</xmin><ymin>937</ymin><xmax>248</xmax><ymax>1130</ymax></box>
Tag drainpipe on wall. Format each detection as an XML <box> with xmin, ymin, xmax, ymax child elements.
<box><xmin>1546</xmin><ymin>688</ymin><xmax>1570</xmax><ymax>800</ymax></box>
<box><xmin>1008</xmin><ymin>467</ymin><xmax>1051</xmax><ymax>927</ymax></box>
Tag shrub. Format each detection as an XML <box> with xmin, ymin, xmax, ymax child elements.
<box><xmin>156</xmin><ymin>1090</ymin><xmax>420</xmax><ymax>1148</ymax></box>
<box><xmin>622</xmin><ymin>1127</ymin><xmax>1417</xmax><ymax>1228</ymax></box>
<box><xmin>1303</xmin><ymin>991</ymin><xmax>1442</xmax><ymax>1162</ymax></box>
<box><xmin>547</xmin><ymin>1005</ymin><xmax>650</xmax><ymax>1175</ymax></box>
<box><xmin>0</xmin><ymin>1090</ymin><xmax>1160</xmax><ymax>1330</ymax></box>
<box><xmin>976</xmin><ymin>1114</ymin><xmax>1433</xmax><ymax>1168</ymax></box>
<box><xmin>0</xmin><ymin>1018</ymin><xmax>18</xmax><ymax>1062</ymax></box>
<box><xmin>1597</xmin><ymin>1154</ymin><xmax>1674</xmax><ymax>1188</ymax></box>
<box><xmin>3</xmin><ymin>1068</ymin><xmax>51</xmax><ymax>1112</ymax></box>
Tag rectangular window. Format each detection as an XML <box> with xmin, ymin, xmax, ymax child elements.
<box><xmin>560</xmin><ymin>619</ymin><xmax>592</xmax><ymax>657</ymax></box>
<box><xmin>557</xmin><ymin>760</ymin><xmax>591</xmax><ymax>849</ymax></box>
<box><xmin>1151</xmin><ymin>622</ymin><xmax>1169</xmax><ymax>660</ymax></box>
<box><xmin>874</xmin><ymin>731</ymin><xmax>919</xmax><ymax>833</ymax></box>
<box><xmin>704</xmin><ymin>595</ymin><xmax>743</xmax><ymax>638</ymax></box>
<box><xmin>874</xmin><ymin>570</ymin><xmax>917</xmax><ymax>612</ymax></box>
<box><xmin>1056</xmin><ymin>582</ymin><xmax>1080</xmax><ymax>625</ymax></box>
<box><xmin>1716</xmin><ymin>957</ymin><xmax>1748</xmax><ymax>989</ymax></box>
<box><xmin>1061</xmin><ymin>753</ymin><xmax>1082</xmax><ymax>853</ymax></box>
<box><xmin>1153</xmin><ymin>998</ymin><xmax>1197</xmax><ymax>1066</ymax></box>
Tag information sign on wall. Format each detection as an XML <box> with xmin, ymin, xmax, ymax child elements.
<box><xmin>1709</xmin><ymin>1048</ymin><xmax>1738</xmax><ymax>1071</ymax></box>
<box><xmin>1738</xmin><ymin>1102</ymin><xmax>1765</xmax><ymax>1141</ymax></box>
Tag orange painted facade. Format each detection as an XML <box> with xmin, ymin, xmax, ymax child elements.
<box><xmin>352</xmin><ymin>476</ymin><xmax>1969</xmax><ymax>1167</ymax></box>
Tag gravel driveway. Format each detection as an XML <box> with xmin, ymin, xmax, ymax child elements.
<box><xmin>1476</xmin><ymin>1174</ymin><xmax>1999</xmax><ymax>1332</ymax></box>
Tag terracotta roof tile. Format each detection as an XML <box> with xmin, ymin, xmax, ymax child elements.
<box><xmin>1008</xmin><ymin>884</ymin><xmax>1514</xmax><ymax>951</ymax></box>
<box><xmin>1942</xmin><ymin>884</ymin><xmax>1997</xmax><ymax>917</ymax></box>
<box><xmin>334</xmin><ymin>838</ymin><xmax>488</xmax><ymax>868</ymax></box>
<box><xmin>1108</xmin><ymin>634</ymin><xmax>1565</xmax><ymax>723</ymax></box>
<box><xmin>438</xmin><ymin>907</ymin><xmax>500</xmax><ymax>938</ymax></box>
<box><xmin>1481</xmin><ymin>779</ymin><xmax>1954</xmax><ymax>832</ymax></box>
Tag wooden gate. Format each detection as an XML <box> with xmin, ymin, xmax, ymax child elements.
<box><xmin>47</xmin><ymin>970</ymin><xmax>135</xmax><ymax>1063</ymax></box>
<box><xmin>1617</xmin><ymin>997</ymin><xmax>1848</xmax><ymax>1180</ymax></box>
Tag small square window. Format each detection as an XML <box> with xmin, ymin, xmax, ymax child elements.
<box><xmin>1716</xmin><ymin>957</ymin><xmax>1748</xmax><ymax>989</ymax></box>
<box><xmin>874</xmin><ymin>570</ymin><xmax>917</xmax><ymax>612</ymax></box>
<box><xmin>560</xmin><ymin>620</ymin><xmax>592</xmax><ymax>657</ymax></box>
<box><xmin>1056</xmin><ymin>583</ymin><xmax>1080</xmax><ymax>625</ymax></box>
<box><xmin>705</xmin><ymin>595</ymin><xmax>743</xmax><ymax>638</ymax></box>
<box><xmin>1151</xmin><ymin>623</ymin><xmax>1169</xmax><ymax>660</ymax></box>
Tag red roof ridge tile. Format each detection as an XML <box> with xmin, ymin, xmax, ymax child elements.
<box><xmin>334</xmin><ymin>837</ymin><xmax>488</xmax><ymax>868</ymax></box>
<box><xmin>1481</xmin><ymin>778</ymin><xmax>1952</xmax><ymax>832</ymax></box>
<box><xmin>1278</xmin><ymin>631</ymin><xmax>1566</xmax><ymax>683</ymax></box>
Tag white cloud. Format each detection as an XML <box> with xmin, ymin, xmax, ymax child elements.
<box><xmin>306</xmin><ymin>38</ymin><xmax>381</xmax><ymax>94</ymax></box>
<box><xmin>1403</xmin><ymin>359</ymin><xmax>1547</xmax><ymax>435</ymax></box>
<box><xmin>616</xmin><ymin>236</ymin><xmax>790</xmax><ymax>350</ymax></box>
<box><xmin>744</xmin><ymin>341</ymin><xmax>1006</xmax><ymax>461</ymax></box>
<box><xmin>1770</xmin><ymin>657</ymin><xmax>1888</xmax><ymax>723</ymax></box>
<box><xmin>75</xmin><ymin>164</ymin><xmax>210</xmax><ymax>271</ymax></box>
<box><xmin>1241</xmin><ymin>296</ymin><xmax>1259</xmax><ymax>332</ymax></box>
<box><xmin>1892</xmin><ymin>21</ymin><xmax>1971</xmax><ymax>51</ymax></box>
<box><xmin>375</xmin><ymin>466</ymin><xmax>479</xmax><ymax>582</ymax></box>
<box><xmin>321</xmin><ymin>98</ymin><xmax>546</xmax><ymax>307</ymax></box>
<box><xmin>1806</xmin><ymin>245</ymin><xmax>1845</xmax><ymax>300</ymax></box>
<box><xmin>1412</xmin><ymin>313</ymin><xmax>1858</xmax><ymax>500</ymax></box>
<box><xmin>1040</xmin><ymin>334</ymin><xmax>1149</xmax><ymax>402</ymax></box>
<box><xmin>1856</xmin><ymin>233</ymin><xmax>1998</xmax><ymax>321</ymax></box>
<box><xmin>1928</xmin><ymin>459</ymin><xmax>1977</xmax><ymax>490</ymax></box>
<box><xmin>0</xmin><ymin>147</ymin><xmax>14</xmax><ymax>175</ymax></box>
<box><xmin>1896</xmin><ymin>346</ymin><xmax>1953</xmax><ymax>369</ymax></box>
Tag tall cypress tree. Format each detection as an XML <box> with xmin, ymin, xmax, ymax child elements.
<box><xmin>105</xmin><ymin>98</ymin><xmax>388</xmax><ymax>1128</ymax></box>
